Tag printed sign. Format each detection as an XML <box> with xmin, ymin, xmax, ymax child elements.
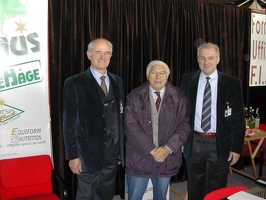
<box><xmin>0</xmin><ymin>0</ymin><xmax>51</xmax><ymax>159</ymax></box>
<box><xmin>249</xmin><ymin>12</ymin><xmax>266</xmax><ymax>86</ymax></box>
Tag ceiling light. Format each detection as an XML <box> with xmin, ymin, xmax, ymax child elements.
<box><xmin>249</xmin><ymin>0</ymin><xmax>263</xmax><ymax>9</ymax></box>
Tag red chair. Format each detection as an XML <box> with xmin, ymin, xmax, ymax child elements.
<box><xmin>259</xmin><ymin>123</ymin><xmax>266</xmax><ymax>131</ymax></box>
<box><xmin>0</xmin><ymin>155</ymin><xmax>67</xmax><ymax>200</ymax></box>
<box><xmin>204</xmin><ymin>185</ymin><xmax>249</xmax><ymax>200</ymax></box>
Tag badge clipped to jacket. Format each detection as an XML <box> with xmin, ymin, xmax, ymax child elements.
<box><xmin>225</xmin><ymin>102</ymin><xmax>232</xmax><ymax>117</ymax></box>
<box><xmin>120</xmin><ymin>100</ymin><xmax>123</xmax><ymax>113</ymax></box>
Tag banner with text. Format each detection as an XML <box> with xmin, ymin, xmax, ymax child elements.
<box><xmin>249</xmin><ymin>12</ymin><xmax>266</xmax><ymax>86</ymax></box>
<box><xmin>0</xmin><ymin>0</ymin><xmax>51</xmax><ymax>159</ymax></box>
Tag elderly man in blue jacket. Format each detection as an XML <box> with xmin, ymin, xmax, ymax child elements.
<box><xmin>124</xmin><ymin>60</ymin><xmax>190</xmax><ymax>200</ymax></box>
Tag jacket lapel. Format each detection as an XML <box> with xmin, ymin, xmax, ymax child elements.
<box><xmin>108</xmin><ymin>72</ymin><xmax>119</xmax><ymax>102</ymax></box>
<box><xmin>189</xmin><ymin>72</ymin><xmax>200</xmax><ymax>128</ymax></box>
<box><xmin>83</xmin><ymin>69</ymin><xmax>103</xmax><ymax>110</ymax></box>
<box><xmin>217</xmin><ymin>72</ymin><xmax>228</xmax><ymax>127</ymax></box>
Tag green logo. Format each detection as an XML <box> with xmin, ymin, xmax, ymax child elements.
<box><xmin>0</xmin><ymin>0</ymin><xmax>28</xmax><ymax>35</ymax></box>
<box><xmin>0</xmin><ymin>98</ymin><xmax>24</xmax><ymax>124</ymax></box>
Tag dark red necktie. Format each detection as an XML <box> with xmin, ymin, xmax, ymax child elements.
<box><xmin>155</xmin><ymin>92</ymin><xmax>161</xmax><ymax>111</ymax></box>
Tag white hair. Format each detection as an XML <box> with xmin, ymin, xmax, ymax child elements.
<box><xmin>146</xmin><ymin>60</ymin><xmax>170</xmax><ymax>75</ymax></box>
<box><xmin>87</xmin><ymin>38</ymin><xmax>113</xmax><ymax>53</ymax></box>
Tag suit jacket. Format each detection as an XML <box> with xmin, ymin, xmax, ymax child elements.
<box><xmin>63</xmin><ymin>68</ymin><xmax>124</xmax><ymax>173</ymax></box>
<box><xmin>180</xmin><ymin>70</ymin><xmax>245</xmax><ymax>168</ymax></box>
<box><xmin>125</xmin><ymin>82</ymin><xmax>190</xmax><ymax>177</ymax></box>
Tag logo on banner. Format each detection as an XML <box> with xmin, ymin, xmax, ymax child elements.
<box><xmin>0</xmin><ymin>60</ymin><xmax>43</xmax><ymax>92</ymax></box>
<box><xmin>0</xmin><ymin>98</ymin><xmax>24</xmax><ymax>126</ymax></box>
<box><xmin>0</xmin><ymin>0</ymin><xmax>41</xmax><ymax>59</ymax></box>
<box><xmin>0</xmin><ymin>1</ymin><xmax>27</xmax><ymax>34</ymax></box>
<box><xmin>9</xmin><ymin>127</ymin><xmax>44</xmax><ymax>146</ymax></box>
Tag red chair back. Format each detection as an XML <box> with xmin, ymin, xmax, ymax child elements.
<box><xmin>204</xmin><ymin>185</ymin><xmax>249</xmax><ymax>200</ymax></box>
<box><xmin>0</xmin><ymin>155</ymin><xmax>55</xmax><ymax>199</ymax></box>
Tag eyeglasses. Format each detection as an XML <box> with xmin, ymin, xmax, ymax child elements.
<box><xmin>198</xmin><ymin>56</ymin><xmax>216</xmax><ymax>62</ymax></box>
<box><xmin>93</xmin><ymin>50</ymin><xmax>112</xmax><ymax>56</ymax></box>
<box><xmin>149</xmin><ymin>71</ymin><xmax>168</xmax><ymax>76</ymax></box>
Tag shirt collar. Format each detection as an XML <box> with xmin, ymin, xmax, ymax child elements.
<box><xmin>200</xmin><ymin>69</ymin><xmax>218</xmax><ymax>81</ymax></box>
<box><xmin>90</xmin><ymin>66</ymin><xmax>108</xmax><ymax>79</ymax></box>
<box><xmin>149</xmin><ymin>86</ymin><xmax>166</xmax><ymax>96</ymax></box>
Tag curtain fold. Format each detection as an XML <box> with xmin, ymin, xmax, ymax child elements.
<box><xmin>48</xmin><ymin>0</ymin><xmax>251</xmax><ymax>198</ymax></box>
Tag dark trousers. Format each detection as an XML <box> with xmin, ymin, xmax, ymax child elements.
<box><xmin>76</xmin><ymin>139</ymin><xmax>119</xmax><ymax>200</ymax></box>
<box><xmin>186</xmin><ymin>134</ymin><xmax>228</xmax><ymax>200</ymax></box>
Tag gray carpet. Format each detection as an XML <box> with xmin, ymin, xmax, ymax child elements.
<box><xmin>169</xmin><ymin>165</ymin><xmax>265</xmax><ymax>200</ymax></box>
<box><xmin>113</xmin><ymin>165</ymin><xmax>266</xmax><ymax>200</ymax></box>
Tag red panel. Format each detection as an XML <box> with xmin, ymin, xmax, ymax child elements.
<box><xmin>0</xmin><ymin>155</ymin><xmax>54</xmax><ymax>199</ymax></box>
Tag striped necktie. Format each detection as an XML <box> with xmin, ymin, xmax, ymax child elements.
<box><xmin>201</xmin><ymin>77</ymin><xmax>211</xmax><ymax>132</ymax></box>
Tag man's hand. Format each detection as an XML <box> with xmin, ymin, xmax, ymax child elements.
<box><xmin>150</xmin><ymin>146</ymin><xmax>171</xmax><ymax>162</ymax></box>
<box><xmin>150</xmin><ymin>147</ymin><xmax>158</xmax><ymax>156</ymax></box>
<box><xmin>227</xmin><ymin>151</ymin><xmax>240</xmax><ymax>166</ymax></box>
<box><xmin>69</xmin><ymin>158</ymin><xmax>82</xmax><ymax>174</ymax></box>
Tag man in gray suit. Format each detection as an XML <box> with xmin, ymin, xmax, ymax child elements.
<box><xmin>180</xmin><ymin>42</ymin><xmax>246</xmax><ymax>200</ymax></box>
<box><xmin>63</xmin><ymin>38</ymin><xmax>124</xmax><ymax>200</ymax></box>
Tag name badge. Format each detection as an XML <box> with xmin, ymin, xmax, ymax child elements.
<box><xmin>225</xmin><ymin>102</ymin><xmax>232</xmax><ymax>117</ymax></box>
<box><xmin>120</xmin><ymin>100</ymin><xmax>123</xmax><ymax>113</ymax></box>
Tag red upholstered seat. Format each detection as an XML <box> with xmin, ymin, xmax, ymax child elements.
<box><xmin>260</xmin><ymin>123</ymin><xmax>266</xmax><ymax>131</ymax></box>
<box><xmin>204</xmin><ymin>185</ymin><xmax>249</xmax><ymax>200</ymax></box>
<box><xmin>0</xmin><ymin>155</ymin><xmax>60</xmax><ymax>200</ymax></box>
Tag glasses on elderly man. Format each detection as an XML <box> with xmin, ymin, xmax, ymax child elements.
<box><xmin>149</xmin><ymin>70</ymin><xmax>168</xmax><ymax>77</ymax></box>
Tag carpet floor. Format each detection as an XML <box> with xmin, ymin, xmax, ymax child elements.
<box><xmin>113</xmin><ymin>165</ymin><xmax>266</xmax><ymax>200</ymax></box>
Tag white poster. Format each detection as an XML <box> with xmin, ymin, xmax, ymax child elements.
<box><xmin>249</xmin><ymin>12</ymin><xmax>266</xmax><ymax>87</ymax></box>
<box><xmin>0</xmin><ymin>0</ymin><xmax>51</xmax><ymax>159</ymax></box>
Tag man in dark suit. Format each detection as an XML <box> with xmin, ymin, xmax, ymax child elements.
<box><xmin>62</xmin><ymin>38</ymin><xmax>124</xmax><ymax>200</ymax></box>
<box><xmin>180</xmin><ymin>42</ymin><xmax>246</xmax><ymax>200</ymax></box>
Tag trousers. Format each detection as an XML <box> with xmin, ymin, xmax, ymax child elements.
<box><xmin>186</xmin><ymin>134</ymin><xmax>228</xmax><ymax>200</ymax></box>
<box><xmin>76</xmin><ymin>139</ymin><xmax>119</xmax><ymax>200</ymax></box>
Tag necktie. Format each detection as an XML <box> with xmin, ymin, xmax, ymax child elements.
<box><xmin>155</xmin><ymin>92</ymin><xmax>161</xmax><ymax>111</ymax></box>
<box><xmin>201</xmin><ymin>77</ymin><xmax>211</xmax><ymax>132</ymax></box>
<box><xmin>100</xmin><ymin>76</ymin><xmax>108</xmax><ymax>96</ymax></box>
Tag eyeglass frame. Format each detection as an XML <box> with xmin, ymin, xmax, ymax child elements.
<box><xmin>148</xmin><ymin>70</ymin><xmax>169</xmax><ymax>76</ymax></box>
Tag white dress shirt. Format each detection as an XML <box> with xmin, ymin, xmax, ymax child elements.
<box><xmin>194</xmin><ymin>70</ymin><xmax>218</xmax><ymax>133</ymax></box>
<box><xmin>90</xmin><ymin>67</ymin><xmax>110</xmax><ymax>92</ymax></box>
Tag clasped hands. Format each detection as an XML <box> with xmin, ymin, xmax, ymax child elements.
<box><xmin>150</xmin><ymin>146</ymin><xmax>171</xmax><ymax>163</ymax></box>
